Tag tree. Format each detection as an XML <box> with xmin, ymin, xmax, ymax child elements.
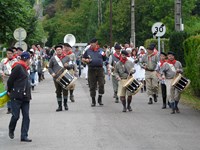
<box><xmin>0</xmin><ymin>0</ymin><xmax>46</xmax><ymax>47</ymax></box>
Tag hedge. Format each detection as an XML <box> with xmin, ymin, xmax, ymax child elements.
<box><xmin>144</xmin><ymin>38</ymin><xmax>169</xmax><ymax>53</ymax></box>
<box><xmin>183</xmin><ymin>35</ymin><xmax>200</xmax><ymax>97</ymax></box>
<box><xmin>169</xmin><ymin>31</ymin><xmax>189</xmax><ymax>67</ymax></box>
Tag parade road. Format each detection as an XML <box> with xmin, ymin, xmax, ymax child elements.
<box><xmin>0</xmin><ymin>72</ymin><xmax>200</xmax><ymax>150</ymax></box>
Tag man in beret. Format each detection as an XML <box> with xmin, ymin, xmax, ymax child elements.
<box><xmin>0</xmin><ymin>48</ymin><xmax>18</xmax><ymax>114</ymax></box>
<box><xmin>7</xmin><ymin>51</ymin><xmax>32</xmax><ymax>142</ymax></box>
<box><xmin>159</xmin><ymin>51</ymin><xmax>183</xmax><ymax>114</ymax></box>
<box><xmin>108</xmin><ymin>44</ymin><xmax>121</xmax><ymax>103</ymax></box>
<box><xmin>140</xmin><ymin>44</ymin><xmax>159</xmax><ymax>104</ymax></box>
<box><xmin>82</xmin><ymin>38</ymin><xmax>109</xmax><ymax>107</ymax></box>
<box><xmin>114</xmin><ymin>50</ymin><xmax>135</xmax><ymax>112</ymax></box>
<box><xmin>48</xmin><ymin>45</ymin><xmax>71</xmax><ymax>111</ymax></box>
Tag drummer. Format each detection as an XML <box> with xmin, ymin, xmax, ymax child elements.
<box><xmin>158</xmin><ymin>51</ymin><xmax>183</xmax><ymax>114</ymax></box>
<box><xmin>63</xmin><ymin>43</ymin><xmax>77</xmax><ymax>102</ymax></box>
<box><xmin>48</xmin><ymin>45</ymin><xmax>72</xmax><ymax>112</ymax></box>
<box><xmin>114</xmin><ymin>50</ymin><xmax>135</xmax><ymax>112</ymax></box>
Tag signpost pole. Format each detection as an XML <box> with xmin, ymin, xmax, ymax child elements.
<box><xmin>19</xmin><ymin>29</ymin><xmax>22</xmax><ymax>48</ymax></box>
<box><xmin>158</xmin><ymin>37</ymin><xmax>161</xmax><ymax>54</ymax></box>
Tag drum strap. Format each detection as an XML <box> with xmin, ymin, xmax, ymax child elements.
<box><xmin>55</xmin><ymin>55</ymin><xmax>64</xmax><ymax>68</ymax></box>
<box><xmin>168</xmin><ymin>63</ymin><xmax>176</xmax><ymax>73</ymax></box>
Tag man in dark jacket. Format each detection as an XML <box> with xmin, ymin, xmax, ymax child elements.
<box><xmin>7</xmin><ymin>51</ymin><xmax>32</xmax><ymax>142</ymax></box>
<box><xmin>82</xmin><ymin>38</ymin><xmax>110</xmax><ymax>106</ymax></box>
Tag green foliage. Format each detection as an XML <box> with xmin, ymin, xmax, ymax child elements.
<box><xmin>43</xmin><ymin>0</ymin><xmax>99</xmax><ymax>46</ymax></box>
<box><xmin>42</xmin><ymin>0</ymin><xmax>200</xmax><ymax>47</ymax></box>
<box><xmin>0</xmin><ymin>0</ymin><xmax>34</xmax><ymax>44</ymax></box>
<box><xmin>0</xmin><ymin>0</ymin><xmax>46</xmax><ymax>48</ymax></box>
<box><xmin>144</xmin><ymin>38</ymin><xmax>169</xmax><ymax>52</ymax></box>
<box><xmin>183</xmin><ymin>35</ymin><xmax>200</xmax><ymax>97</ymax></box>
<box><xmin>169</xmin><ymin>31</ymin><xmax>189</xmax><ymax>66</ymax></box>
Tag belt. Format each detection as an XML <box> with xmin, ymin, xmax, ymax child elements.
<box><xmin>145</xmin><ymin>69</ymin><xmax>155</xmax><ymax>72</ymax></box>
<box><xmin>89</xmin><ymin>66</ymin><xmax>103</xmax><ymax>69</ymax></box>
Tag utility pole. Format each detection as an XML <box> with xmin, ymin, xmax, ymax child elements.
<box><xmin>175</xmin><ymin>0</ymin><xmax>182</xmax><ymax>31</ymax></box>
<box><xmin>98</xmin><ymin>0</ymin><xmax>102</xmax><ymax>26</ymax></box>
<box><xmin>110</xmin><ymin>0</ymin><xmax>113</xmax><ymax>47</ymax></box>
<box><xmin>130</xmin><ymin>0</ymin><xmax>135</xmax><ymax>47</ymax></box>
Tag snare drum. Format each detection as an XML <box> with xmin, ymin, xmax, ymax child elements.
<box><xmin>171</xmin><ymin>74</ymin><xmax>190</xmax><ymax>92</ymax></box>
<box><xmin>123</xmin><ymin>77</ymin><xmax>143</xmax><ymax>95</ymax></box>
<box><xmin>56</xmin><ymin>70</ymin><xmax>77</xmax><ymax>90</ymax></box>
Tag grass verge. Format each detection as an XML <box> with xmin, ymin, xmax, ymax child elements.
<box><xmin>181</xmin><ymin>87</ymin><xmax>200</xmax><ymax>110</ymax></box>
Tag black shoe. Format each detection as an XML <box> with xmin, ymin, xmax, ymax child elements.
<box><xmin>115</xmin><ymin>97</ymin><xmax>119</xmax><ymax>103</ymax></box>
<box><xmin>171</xmin><ymin>109</ymin><xmax>175</xmax><ymax>114</ymax></box>
<box><xmin>91</xmin><ymin>103</ymin><xmax>96</xmax><ymax>107</ymax></box>
<box><xmin>141</xmin><ymin>88</ymin><xmax>143</xmax><ymax>93</ymax></box>
<box><xmin>122</xmin><ymin>107</ymin><xmax>127</xmax><ymax>112</ymax></box>
<box><xmin>31</xmin><ymin>86</ymin><xmax>34</xmax><ymax>91</ymax></box>
<box><xmin>70</xmin><ymin>95</ymin><xmax>75</xmax><ymax>102</ymax></box>
<box><xmin>148</xmin><ymin>98</ymin><xmax>153</xmax><ymax>104</ymax></box>
<box><xmin>98</xmin><ymin>96</ymin><xmax>104</xmax><ymax>106</ymax></box>
<box><xmin>56</xmin><ymin>107</ymin><xmax>62</xmax><ymax>112</ymax></box>
<box><xmin>153</xmin><ymin>94</ymin><xmax>157</xmax><ymax>102</ymax></box>
<box><xmin>21</xmin><ymin>138</ymin><xmax>32</xmax><ymax>142</ymax></box>
<box><xmin>9</xmin><ymin>130</ymin><xmax>14</xmax><ymax>139</ymax></box>
<box><xmin>6</xmin><ymin>108</ymin><xmax>11</xmax><ymax>114</ymax></box>
<box><xmin>175</xmin><ymin>108</ymin><xmax>180</xmax><ymax>113</ymax></box>
<box><xmin>168</xmin><ymin>101</ymin><xmax>171</xmax><ymax>108</ymax></box>
<box><xmin>64</xmin><ymin>106</ymin><xmax>68</xmax><ymax>111</ymax></box>
<box><xmin>127</xmin><ymin>106</ymin><xmax>132</xmax><ymax>111</ymax></box>
<box><xmin>162</xmin><ymin>104</ymin><xmax>166</xmax><ymax>109</ymax></box>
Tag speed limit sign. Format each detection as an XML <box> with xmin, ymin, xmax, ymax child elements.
<box><xmin>151</xmin><ymin>22</ymin><xmax>166</xmax><ymax>37</ymax></box>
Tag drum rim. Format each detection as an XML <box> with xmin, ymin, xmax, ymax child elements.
<box><xmin>67</xmin><ymin>77</ymin><xmax>77</xmax><ymax>88</ymax></box>
<box><xmin>123</xmin><ymin>77</ymin><xmax>134</xmax><ymax>87</ymax></box>
<box><xmin>171</xmin><ymin>74</ymin><xmax>182</xmax><ymax>86</ymax></box>
<box><xmin>130</xmin><ymin>83</ymin><xmax>143</xmax><ymax>95</ymax></box>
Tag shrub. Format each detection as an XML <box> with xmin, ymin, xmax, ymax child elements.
<box><xmin>144</xmin><ymin>38</ymin><xmax>169</xmax><ymax>53</ymax></box>
<box><xmin>169</xmin><ymin>31</ymin><xmax>189</xmax><ymax>67</ymax></box>
<box><xmin>183</xmin><ymin>35</ymin><xmax>200</xmax><ymax>97</ymax></box>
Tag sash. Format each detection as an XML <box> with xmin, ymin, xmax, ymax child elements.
<box><xmin>168</xmin><ymin>63</ymin><xmax>176</xmax><ymax>73</ymax></box>
<box><xmin>55</xmin><ymin>55</ymin><xmax>64</xmax><ymax>68</ymax></box>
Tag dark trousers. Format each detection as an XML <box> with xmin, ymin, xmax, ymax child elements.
<box><xmin>9</xmin><ymin>100</ymin><xmax>30</xmax><ymax>139</ymax></box>
<box><xmin>161</xmin><ymin>83</ymin><xmax>167</xmax><ymax>103</ymax></box>
<box><xmin>88</xmin><ymin>67</ymin><xmax>105</xmax><ymax>98</ymax></box>
<box><xmin>53</xmin><ymin>80</ymin><xmax>68</xmax><ymax>98</ymax></box>
<box><xmin>76</xmin><ymin>60</ymin><xmax>81</xmax><ymax>77</ymax></box>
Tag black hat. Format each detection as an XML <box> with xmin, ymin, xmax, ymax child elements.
<box><xmin>55</xmin><ymin>45</ymin><xmax>63</xmax><ymax>50</ymax></box>
<box><xmin>63</xmin><ymin>43</ymin><xmax>72</xmax><ymax>48</ymax></box>
<box><xmin>90</xmin><ymin>38</ymin><xmax>98</xmax><ymax>43</ymax></box>
<box><xmin>121</xmin><ymin>50</ymin><xmax>129</xmax><ymax>56</ymax></box>
<box><xmin>150</xmin><ymin>43</ymin><xmax>156</xmax><ymax>48</ymax></box>
<box><xmin>6</xmin><ymin>48</ymin><xmax>14</xmax><ymax>53</ymax></box>
<box><xmin>147</xmin><ymin>45</ymin><xmax>154</xmax><ymax>50</ymax></box>
<box><xmin>20</xmin><ymin>52</ymin><xmax>30</xmax><ymax>60</ymax></box>
<box><xmin>17</xmin><ymin>47</ymin><xmax>23</xmax><ymax>52</ymax></box>
<box><xmin>114</xmin><ymin>44</ymin><xmax>121</xmax><ymax>50</ymax></box>
<box><xmin>167</xmin><ymin>51</ymin><xmax>175</xmax><ymax>56</ymax></box>
<box><xmin>160</xmin><ymin>52</ymin><xmax>167</xmax><ymax>56</ymax></box>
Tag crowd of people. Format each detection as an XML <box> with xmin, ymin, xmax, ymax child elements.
<box><xmin>0</xmin><ymin>38</ymin><xmax>184</xmax><ymax>142</ymax></box>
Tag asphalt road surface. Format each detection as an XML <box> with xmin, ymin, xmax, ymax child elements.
<box><xmin>0</xmin><ymin>72</ymin><xmax>200</xmax><ymax>150</ymax></box>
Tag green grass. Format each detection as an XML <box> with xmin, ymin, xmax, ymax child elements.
<box><xmin>181</xmin><ymin>87</ymin><xmax>200</xmax><ymax>110</ymax></box>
